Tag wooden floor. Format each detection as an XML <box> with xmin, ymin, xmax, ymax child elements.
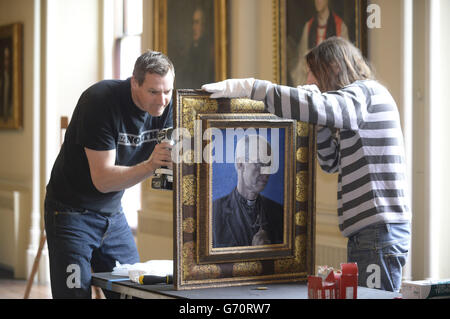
<box><xmin>0</xmin><ymin>279</ymin><xmax>52</xmax><ymax>299</ymax></box>
<box><xmin>0</xmin><ymin>266</ymin><xmax>108</xmax><ymax>299</ymax></box>
<box><xmin>0</xmin><ymin>279</ymin><xmax>107</xmax><ymax>299</ymax></box>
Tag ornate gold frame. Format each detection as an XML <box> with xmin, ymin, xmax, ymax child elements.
<box><xmin>173</xmin><ymin>90</ymin><xmax>316</xmax><ymax>290</ymax></box>
<box><xmin>273</xmin><ymin>0</ymin><xmax>368</xmax><ymax>84</ymax></box>
<box><xmin>153</xmin><ymin>0</ymin><xmax>228</xmax><ymax>83</ymax></box>
<box><xmin>0</xmin><ymin>23</ymin><xmax>23</xmax><ymax>130</ymax></box>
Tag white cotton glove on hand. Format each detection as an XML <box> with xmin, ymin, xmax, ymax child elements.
<box><xmin>202</xmin><ymin>78</ymin><xmax>255</xmax><ymax>99</ymax></box>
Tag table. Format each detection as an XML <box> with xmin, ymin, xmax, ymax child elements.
<box><xmin>91</xmin><ymin>272</ymin><xmax>401</xmax><ymax>300</ymax></box>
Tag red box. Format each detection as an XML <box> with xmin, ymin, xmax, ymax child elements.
<box><xmin>307</xmin><ymin>263</ymin><xmax>358</xmax><ymax>299</ymax></box>
<box><xmin>340</xmin><ymin>263</ymin><xmax>358</xmax><ymax>299</ymax></box>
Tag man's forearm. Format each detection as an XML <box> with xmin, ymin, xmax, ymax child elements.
<box><xmin>85</xmin><ymin>143</ymin><xmax>172</xmax><ymax>194</ymax></box>
<box><xmin>93</xmin><ymin>161</ymin><xmax>155</xmax><ymax>193</ymax></box>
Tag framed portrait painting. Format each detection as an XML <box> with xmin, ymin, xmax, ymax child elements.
<box><xmin>153</xmin><ymin>0</ymin><xmax>228</xmax><ymax>89</ymax></box>
<box><xmin>274</xmin><ymin>0</ymin><xmax>368</xmax><ymax>86</ymax></box>
<box><xmin>0</xmin><ymin>23</ymin><xmax>23</xmax><ymax>130</ymax></box>
<box><xmin>172</xmin><ymin>90</ymin><xmax>316</xmax><ymax>289</ymax></box>
<box><xmin>198</xmin><ymin>117</ymin><xmax>295</xmax><ymax>264</ymax></box>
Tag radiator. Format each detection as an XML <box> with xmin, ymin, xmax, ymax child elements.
<box><xmin>0</xmin><ymin>190</ymin><xmax>19</xmax><ymax>273</ymax></box>
<box><xmin>0</xmin><ymin>185</ymin><xmax>31</xmax><ymax>279</ymax></box>
<box><xmin>315</xmin><ymin>244</ymin><xmax>348</xmax><ymax>270</ymax></box>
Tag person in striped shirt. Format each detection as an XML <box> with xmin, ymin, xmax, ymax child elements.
<box><xmin>202</xmin><ymin>37</ymin><xmax>411</xmax><ymax>292</ymax></box>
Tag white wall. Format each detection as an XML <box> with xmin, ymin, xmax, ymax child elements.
<box><xmin>367</xmin><ymin>0</ymin><xmax>405</xmax><ymax>116</ymax></box>
<box><xmin>431</xmin><ymin>0</ymin><xmax>450</xmax><ymax>279</ymax></box>
<box><xmin>0</xmin><ymin>0</ymin><xmax>37</xmax><ymax>279</ymax></box>
<box><xmin>45</xmin><ymin>0</ymin><xmax>101</xmax><ymax>183</ymax></box>
<box><xmin>229</xmin><ymin>0</ymin><xmax>275</xmax><ymax>81</ymax></box>
<box><xmin>0</xmin><ymin>0</ymin><xmax>36</xmax><ymax>184</ymax></box>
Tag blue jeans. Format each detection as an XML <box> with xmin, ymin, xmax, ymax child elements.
<box><xmin>347</xmin><ymin>222</ymin><xmax>410</xmax><ymax>292</ymax></box>
<box><xmin>44</xmin><ymin>198</ymin><xmax>140</xmax><ymax>299</ymax></box>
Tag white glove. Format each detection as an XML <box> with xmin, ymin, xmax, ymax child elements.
<box><xmin>202</xmin><ymin>78</ymin><xmax>255</xmax><ymax>99</ymax></box>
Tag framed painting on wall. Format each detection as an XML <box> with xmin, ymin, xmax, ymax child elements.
<box><xmin>172</xmin><ymin>90</ymin><xmax>316</xmax><ymax>289</ymax></box>
<box><xmin>0</xmin><ymin>23</ymin><xmax>23</xmax><ymax>130</ymax></box>
<box><xmin>274</xmin><ymin>0</ymin><xmax>368</xmax><ymax>86</ymax></box>
<box><xmin>153</xmin><ymin>0</ymin><xmax>228</xmax><ymax>89</ymax></box>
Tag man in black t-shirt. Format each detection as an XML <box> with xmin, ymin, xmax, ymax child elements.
<box><xmin>44</xmin><ymin>51</ymin><xmax>175</xmax><ymax>299</ymax></box>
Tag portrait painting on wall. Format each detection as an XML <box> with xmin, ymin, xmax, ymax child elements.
<box><xmin>153</xmin><ymin>0</ymin><xmax>228</xmax><ymax>89</ymax></box>
<box><xmin>274</xmin><ymin>0</ymin><xmax>367</xmax><ymax>86</ymax></box>
<box><xmin>0</xmin><ymin>23</ymin><xmax>22</xmax><ymax>130</ymax></box>
<box><xmin>172</xmin><ymin>90</ymin><xmax>316</xmax><ymax>290</ymax></box>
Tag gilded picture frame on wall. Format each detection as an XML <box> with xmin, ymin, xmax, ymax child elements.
<box><xmin>0</xmin><ymin>23</ymin><xmax>23</xmax><ymax>130</ymax></box>
<box><xmin>172</xmin><ymin>90</ymin><xmax>316</xmax><ymax>290</ymax></box>
<box><xmin>153</xmin><ymin>0</ymin><xmax>228</xmax><ymax>89</ymax></box>
<box><xmin>273</xmin><ymin>0</ymin><xmax>368</xmax><ymax>86</ymax></box>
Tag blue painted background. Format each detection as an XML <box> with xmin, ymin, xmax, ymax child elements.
<box><xmin>211</xmin><ymin>128</ymin><xmax>285</xmax><ymax>204</ymax></box>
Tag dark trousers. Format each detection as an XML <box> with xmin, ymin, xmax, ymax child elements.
<box><xmin>44</xmin><ymin>197</ymin><xmax>139</xmax><ymax>299</ymax></box>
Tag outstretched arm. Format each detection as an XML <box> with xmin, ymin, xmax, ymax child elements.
<box><xmin>203</xmin><ymin>78</ymin><xmax>373</xmax><ymax>131</ymax></box>
<box><xmin>251</xmin><ymin>79</ymin><xmax>369</xmax><ymax>130</ymax></box>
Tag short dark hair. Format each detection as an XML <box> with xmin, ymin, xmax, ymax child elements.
<box><xmin>306</xmin><ymin>37</ymin><xmax>373</xmax><ymax>92</ymax></box>
<box><xmin>133</xmin><ymin>50</ymin><xmax>175</xmax><ymax>86</ymax></box>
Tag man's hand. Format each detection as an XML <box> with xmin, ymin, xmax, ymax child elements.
<box><xmin>201</xmin><ymin>78</ymin><xmax>255</xmax><ymax>99</ymax></box>
<box><xmin>146</xmin><ymin>142</ymin><xmax>173</xmax><ymax>171</ymax></box>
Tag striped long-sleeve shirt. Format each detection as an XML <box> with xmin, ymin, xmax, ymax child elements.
<box><xmin>251</xmin><ymin>79</ymin><xmax>411</xmax><ymax>237</ymax></box>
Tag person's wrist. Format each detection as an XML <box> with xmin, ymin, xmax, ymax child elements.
<box><xmin>144</xmin><ymin>158</ymin><xmax>157</xmax><ymax>174</ymax></box>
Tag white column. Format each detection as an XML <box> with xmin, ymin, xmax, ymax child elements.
<box><xmin>401</xmin><ymin>0</ymin><xmax>413</xmax><ymax>282</ymax></box>
<box><xmin>26</xmin><ymin>0</ymin><xmax>47</xmax><ymax>284</ymax></box>
<box><xmin>430</xmin><ymin>0</ymin><xmax>450</xmax><ymax>279</ymax></box>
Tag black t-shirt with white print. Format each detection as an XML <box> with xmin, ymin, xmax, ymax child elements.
<box><xmin>46</xmin><ymin>78</ymin><xmax>173</xmax><ymax>214</ymax></box>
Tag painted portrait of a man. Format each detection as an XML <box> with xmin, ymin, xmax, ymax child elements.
<box><xmin>167</xmin><ymin>0</ymin><xmax>215</xmax><ymax>89</ymax></box>
<box><xmin>285</xmin><ymin>0</ymin><xmax>361</xmax><ymax>86</ymax></box>
<box><xmin>212</xmin><ymin>130</ymin><xmax>285</xmax><ymax>248</ymax></box>
<box><xmin>0</xmin><ymin>42</ymin><xmax>12</xmax><ymax>124</ymax></box>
